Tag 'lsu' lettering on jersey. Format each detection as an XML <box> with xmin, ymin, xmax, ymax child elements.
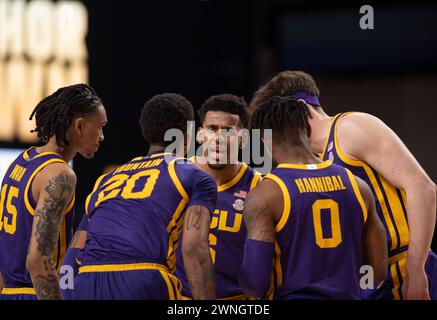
<box><xmin>0</xmin><ymin>147</ymin><xmax>74</xmax><ymax>294</ymax></box>
<box><xmin>175</xmin><ymin>161</ymin><xmax>261</xmax><ymax>299</ymax></box>
<box><xmin>266</xmin><ymin>161</ymin><xmax>367</xmax><ymax>300</ymax></box>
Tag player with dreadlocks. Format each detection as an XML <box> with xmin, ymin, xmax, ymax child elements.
<box><xmin>0</xmin><ymin>84</ymin><xmax>107</xmax><ymax>300</ymax></box>
<box><xmin>239</xmin><ymin>96</ymin><xmax>387</xmax><ymax>299</ymax></box>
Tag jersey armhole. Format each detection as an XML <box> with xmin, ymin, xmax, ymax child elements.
<box><xmin>168</xmin><ymin>158</ymin><xmax>189</xmax><ymax>204</ymax></box>
<box><xmin>85</xmin><ymin>173</ymin><xmax>109</xmax><ymax>215</ymax></box>
<box><xmin>263</xmin><ymin>173</ymin><xmax>291</xmax><ymax>233</ymax></box>
<box><xmin>345</xmin><ymin>169</ymin><xmax>368</xmax><ymax>223</ymax></box>
<box><xmin>24</xmin><ymin>158</ymin><xmax>66</xmax><ymax>216</ymax></box>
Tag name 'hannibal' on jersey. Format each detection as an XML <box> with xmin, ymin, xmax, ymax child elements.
<box><xmin>0</xmin><ymin>147</ymin><xmax>74</xmax><ymax>294</ymax></box>
<box><xmin>266</xmin><ymin>161</ymin><xmax>368</xmax><ymax>300</ymax></box>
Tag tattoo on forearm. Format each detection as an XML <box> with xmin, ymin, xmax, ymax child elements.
<box><xmin>33</xmin><ymin>273</ymin><xmax>61</xmax><ymax>300</ymax></box>
<box><xmin>244</xmin><ymin>195</ymin><xmax>275</xmax><ymax>243</ymax></box>
<box><xmin>185</xmin><ymin>252</ymin><xmax>215</xmax><ymax>300</ymax></box>
<box><xmin>185</xmin><ymin>206</ymin><xmax>202</xmax><ymax>231</ymax></box>
<box><xmin>29</xmin><ymin>172</ymin><xmax>74</xmax><ymax>300</ymax></box>
<box><xmin>34</xmin><ymin>173</ymin><xmax>74</xmax><ymax>257</ymax></box>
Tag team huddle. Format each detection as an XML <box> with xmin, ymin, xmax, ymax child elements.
<box><xmin>0</xmin><ymin>71</ymin><xmax>436</xmax><ymax>300</ymax></box>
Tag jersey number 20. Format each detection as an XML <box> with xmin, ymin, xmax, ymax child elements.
<box><xmin>95</xmin><ymin>169</ymin><xmax>160</xmax><ymax>207</ymax></box>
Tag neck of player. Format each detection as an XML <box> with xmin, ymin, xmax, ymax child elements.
<box><xmin>147</xmin><ymin>145</ymin><xmax>167</xmax><ymax>157</ymax></box>
<box><xmin>307</xmin><ymin>105</ymin><xmax>332</xmax><ymax>155</ymax></box>
<box><xmin>196</xmin><ymin>159</ymin><xmax>241</xmax><ymax>187</ymax></box>
<box><xmin>272</xmin><ymin>140</ymin><xmax>323</xmax><ymax>166</ymax></box>
<box><xmin>36</xmin><ymin>137</ymin><xmax>76</xmax><ymax>163</ymax></box>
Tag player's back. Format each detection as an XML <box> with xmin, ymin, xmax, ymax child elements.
<box><xmin>81</xmin><ymin>152</ymin><xmax>211</xmax><ymax>272</ymax></box>
<box><xmin>0</xmin><ymin>147</ymin><xmax>73</xmax><ymax>296</ymax></box>
<box><xmin>75</xmin><ymin>152</ymin><xmax>217</xmax><ymax>300</ymax></box>
<box><xmin>265</xmin><ymin>161</ymin><xmax>367</xmax><ymax>300</ymax></box>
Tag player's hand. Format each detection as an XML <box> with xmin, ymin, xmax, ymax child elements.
<box><xmin>402</xmin><ymin>265</ymin><xmax>430</xmax><ymax>300</ymax></box>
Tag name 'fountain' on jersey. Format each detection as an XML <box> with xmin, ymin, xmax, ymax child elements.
<box><xmin>0</xmin><ymin>147</ymin><xmax>74</xmax><ymax>296</ymax></box>
<box><xmin>265</xmin><ymin>161</ymin><xmax>368</xmax><ymax>299</ymax></box>
<box><xmin>76</xmin><ymin>153</ymin><xmax>217</xmax><ymax>299</ymax></box>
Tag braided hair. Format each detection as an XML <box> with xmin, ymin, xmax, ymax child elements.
<box><xmin>250</xmin><ymin>96</ymin><xmax>310</xmax><ymax>145</ymax></box>
<box><xmin>29</xmin><ymin>84</ymin><xmax>102</xmax><ymax>147</ymax></box>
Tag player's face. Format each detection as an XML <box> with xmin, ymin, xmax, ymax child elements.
<box><xmin>199</xmin><ymin>111</ymin><xmax>242</xmax><ymax>169</ymax></box>
<box><xmin>78</xmin><ymin>104</ymin><xmax>107</xmax><ymax>159</ymax></box>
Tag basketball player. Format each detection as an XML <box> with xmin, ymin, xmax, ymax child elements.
<box><xmin>175</xmin><ymin>94</ymin><xmax>262</xmax><ymax>299</ymax></box>
<box><xmin>0</xmin><ymin>84</ymin><xmax>107</xmax><ymax>300</ymax></box>
<box><xmin>72</xmin><ymin>93</ymin><xmax>217</xmax><ymax>300</ymax></box>
<box><xmin>249</xmin><ymin>71</ymin><xmax>437</xmax><ymax>300</ymax></box>
<box><xmin>240</xmin><ymin>96</ymin><xmax>387</xmax><ymax>299</ymax></box>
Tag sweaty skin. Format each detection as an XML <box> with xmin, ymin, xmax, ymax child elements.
<box><xmin>336</xmin><ymin>112</ymin><xmax>436</xmax><ymax>300</ymax></box>
<box><xmin>308</xmin><ymin>108</ymin><xmax>436</xmax><ymax>300</ymax></box>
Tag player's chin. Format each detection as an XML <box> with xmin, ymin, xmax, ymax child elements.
<box><xmin>80</xmin><ymin>150</ymin><xmax>95</xmax><ymax>159</ymax></box>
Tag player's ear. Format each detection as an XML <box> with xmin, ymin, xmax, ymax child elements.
<box><xmin>306</xmin><ymin>122</ymin><xmax>312</xmax><ymax>138</ymax></box>
<box><xmin>196</xmin><ymin>127</ymin><xmax>205</xmax><ymax>144</ymax></box>
<box><xmin>74</xmin><ymin>117</ymin><xmax>86</xmax><ymax>134</ymax></box>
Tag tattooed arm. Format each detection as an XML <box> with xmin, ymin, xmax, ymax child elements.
<box><xmin>239</xmin><ymin>179</ymin><xmax>281</xmax><ymax>298</ymax></box>
<box><xmin>26</xmin><ymin>164</ymin><xmax>76</xmax><ymax>300</ymax></box>
<box><xmin>182</xmin><ymin>205</ymin><xmax>215</xmax><ymax>300</ymax></box>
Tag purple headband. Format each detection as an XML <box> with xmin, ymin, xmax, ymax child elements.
<box><xmin>290</xmin><ymin>91</ymin><xmax>320</xmax><ymax>106</ymax></box>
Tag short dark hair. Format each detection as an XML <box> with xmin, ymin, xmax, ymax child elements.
<box><xmin>29</xmin><ymin>84</ymin><xmax>102</xmax><ymax>147</ymax></box>
<box><xmin>139</xmin><ymin>93</ymin><xmax>194</xmax><ymax>146</ymax></box>
<box><xmin>198</xmin><ymin>94</ymin><xmax>249</xmax><ymax>128</ymax></box>
<box><xmin>249</xmin><ymin>71</ymin><xmax>320</xmax><ymax>112</ymax></box>
<box><xmin>250</xmin><ymin>96</ymin><xmax>310</xmax><ymax>145</ymax></box>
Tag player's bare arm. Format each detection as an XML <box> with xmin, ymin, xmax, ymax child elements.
<box><xmin>338</xmin><ymin>112</ymin><xmax>436</xmax><ymax>299</ymax></box>
<box><xmin>69</xmin><ymin>230</ymin><xmax>87</xmax><ymax>250</ymax></box>
<box><xmin>244</xmin><ymin>179</ymin><xmax>280</xmax><ymax>243</ymax></box>
<box><xmin>240</xmin><ymin>179</ymin><xmax>281</xmax><ymax>298</ymax></box>
<box><xmin>26</xmin><ymin>163</ymin><xmax>76</xmax><ymax>300</ymax></box>
<box><xmin>357</xmin><ymin>175</ymin><xmax>388</xmax><ymax>286</ymax></box>
<box><xmin>182</xmin><ymin>204</ymin><xmax>215</xmax><ymax>300</ymax></box>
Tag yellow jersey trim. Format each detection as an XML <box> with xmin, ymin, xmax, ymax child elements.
<box><xmin>217</xmin><ymin>163</ymin><xmax>248</xmax><ymax>192</ymax></box>
<box><xmin>24</xmin><ymin>158</ymin><xmax>66</xmax><ymax>216</ymax></box>
<box><xmin>1</xmin><ymin>287</ymin><xmax>36</xmax><ymax>295</ymax></box>
<box><xmin>319</xmin><ymin>114</ymin><xmax>342</xmax><ymax>160</ymax></box>
<box><xmin>85</xmin><ymin>173</ymin><xmax>109</xmax><ymax>214</ymax></box>
<box><xmin>333</xmin><ymin>112</ymin><xmax>366</xmax><ymax>166</ymax></box>
<box><xmin>345</xmin><ymin>169</ymin><xmax>368</xmax><ymax>223</ymax></box>
<box><xmin>166</xmin><ymin>199</ymin><xmax>187</xmax><ymax>272</ymax></box>
<box><xmin>78</xmin><ymin>262</ymin><xmax>169</xmax><ymax>273</ymax></box>
<box><xmin>168</xmin><ymin>158</ymin><xmax>189</xmax><ymax>203</ymax></box>
<box><xmin>23</xmin><ymin>147</ymin><xmax>63</xmax><ymax>161</ymax></box>
<box><xmin>150</xmin><ymin>152</ymin><xmax>173</xmax><ymax>159</ymax></box>
<box><xmin>249</xmin><ymin>172</ymin><xmax>262</xmax><ymax>191</ymax></box>
<box><xmin>277</xmin><ymin>160</ymin><xmax>332</xmax><ymax>170</ymax></box>
<box><xmin>23</xmin><ymin>147</ymin><xmax>35</xmax><ymax>161</ymax></box>
<box><xmin>263</xmin><ymin>174</ymin><xmax>291</xmax><ymax>233</ymax></box>
<box><xmin>333</xmin><ymin>113</ymin><xmax>402</xmax><ymax>251</ymax></box>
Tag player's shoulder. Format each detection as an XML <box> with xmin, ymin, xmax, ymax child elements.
<box><xmin>338</xmin><ymin>112</ymin><xmax>386</xmax><ymax>131</ymax></box>
<box><xmin>33</xmin><ymin>162</ymin><xmax>76</xmax><ymax>190</ymax></box>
